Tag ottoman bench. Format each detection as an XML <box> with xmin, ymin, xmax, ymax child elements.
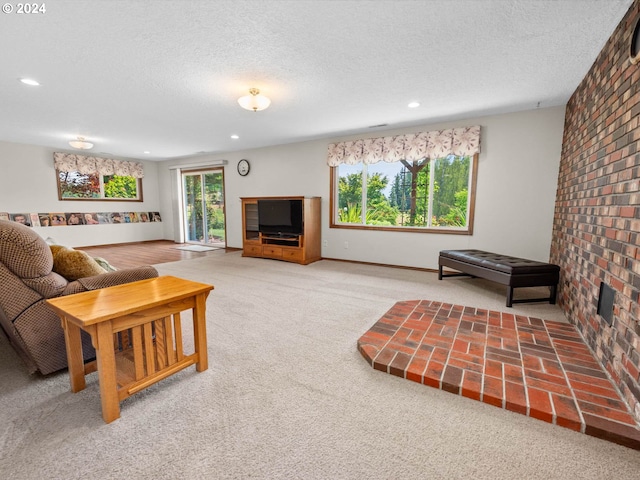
<box><xmin>438</xmin><ymin>249</ymin><xmax>560</xmax><ymax>307</ymax></box>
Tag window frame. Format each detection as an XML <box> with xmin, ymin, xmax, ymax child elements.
<box><xmin>329</xmin><ymin>153</ymin><xmax>478</xmax><ymax>235</ymax></box>
<box><xmin>56</xmin><ymin>170</ymin><xmax>144</xmax><ymax>202</ymax></box>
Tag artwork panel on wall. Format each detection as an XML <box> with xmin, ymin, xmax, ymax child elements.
<box><xmin>2</xmin><ymin>212</ymin><xmax>162</xmax><ymax>227</ymax></box>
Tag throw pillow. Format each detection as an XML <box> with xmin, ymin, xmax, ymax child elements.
<box><xmin>49</xmin><ymin>244</ymin><xmax>66</xmax><ymax>257</ymax></box>
<box><xmin>93</xmin><ymin>256</ymin><xmax>118</xmax><ymax>272</ymax></box>
<box><xmin>50</xmin><ymin>246</ymin><xmax>108</xmax><ymax>281</ymax></box>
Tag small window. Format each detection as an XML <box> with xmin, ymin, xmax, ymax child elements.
<box><xmin>57</xmin><ymin>170</ymin><xmax>143</xmax><ymax>201</ymax></box>
<box><xmin>331</xmin><ymin>154</ymin><xmax>477</xmax><ymax>234</ymax></box>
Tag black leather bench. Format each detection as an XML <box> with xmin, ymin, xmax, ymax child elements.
<box><xmin>438</xmin><ymin>249</ymin><xmax>560</xmax><ymax>307</ymax></box>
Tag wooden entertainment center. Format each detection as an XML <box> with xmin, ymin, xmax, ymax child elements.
<box><xmin>241</xmin><ymin>196</ymin><xmax>321</xmax><ymax>265</ymax></box>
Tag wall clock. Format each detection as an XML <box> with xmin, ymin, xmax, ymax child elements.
<box><xmin>237</xmin><ymin>159</ymin><xmax>250</xmax><ymax>176</ymax></box>
<box><xmin>630</xmin><ymin>15</ymin><xmax>640</xmax><ymax>65</ymax></box>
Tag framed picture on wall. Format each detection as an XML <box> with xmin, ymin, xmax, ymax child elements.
<box><xmin>97</xmin><ymin>213</ymin><xmax>111</xmax><ymax>224</ymax></box>
<box><xmin>50</xmin><ymin>213</ymin><xmax>67</xmax><ymax>226</ymax></box>
<box><xmin>38</xmin><ymin>214</ymin><xmax>51</xmax><ymax>227</ymax></box>
<box><xmin>84</xmin><ymin>213</ymin><xmax>100</xmax><ymax>225</ymax></box>
<box><xmin>10</xmin><ymin>213</ymin><xmax>31</xmax><ymax>226</ymax></box>
<box><xmin>65</xmin><ymin>213</ymin><xmax>84</xmax><ymax>226</ymax></box>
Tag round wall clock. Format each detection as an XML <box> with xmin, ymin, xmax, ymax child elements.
<box><xmin>630</xmin><ymin>15</ymin><xmax>640</xmax><ymax>65</ymax></box>
<box><xmin>237</xmin><ymin>159</ymin><xmax>250</xmax><ymax>176</ymax></box>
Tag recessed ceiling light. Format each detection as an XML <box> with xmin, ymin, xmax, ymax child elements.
<box><xmin>144</xmin><ymin>151</ymin><xmax>151</xmax><ymax>154</ymax></box>
<box><xmin>408</xmin><ymin>102</ymin><xmax>420</xmax><ymax>108</ymax></box>
<box><xmin>20</xmin><ymin>78</ymin><xmax>40</xmax><ymax>86</ymax></box>
<box><xmin>231</xmin><ymin>134</ymin><xmax>239</xmax><ymax>139</ymax></box>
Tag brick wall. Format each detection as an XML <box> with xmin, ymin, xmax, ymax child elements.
<box><xmin>551</xmin><ymin>0</ymin><xmax>640</xmax><ymax>418</ymax></box>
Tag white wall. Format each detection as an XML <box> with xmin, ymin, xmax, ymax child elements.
<box><xmin>0</xmin><ymin>141</ymin><xmax>164</xmax><ymax>247</ymax></box>
<box><xmin>158</xmin><ymin>106</ymin><xmax>565</xmax><ymax>270</ymax></box>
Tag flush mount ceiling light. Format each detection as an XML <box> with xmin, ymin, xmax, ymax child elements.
<box><xmin>408</xmin><ymin>101</ymin><xmax>420</xmax><ymax>108</ymax></box>
<box><xmin>238</xmin><ymin>88</ymin><xmax>271</xmax><ymax>112</ymax></box>
<box><xmin>68</xmin><ymin>136</ymin><xmax>94</xmax><ymax>150</ymax></box>
<box><xmin>20</xmin><ymin>78</ymin><xmax>40</xmax><ymax>86</ymax></box>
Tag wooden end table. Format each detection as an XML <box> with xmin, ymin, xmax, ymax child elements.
<box><xmin>46</xmin><ymin>275</ymin><xmax>214</xmax><ymax>423</ymax></box>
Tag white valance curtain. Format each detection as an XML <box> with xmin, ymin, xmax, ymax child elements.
<box><xmin>326</xmin><ymin>125</ymin><xmax>480</xmax><ymax>166</ymax></box>
<box><xmin>54</xmin><ymin>152</ymin><xmax>145</xmax><ymax>178</ymax></box>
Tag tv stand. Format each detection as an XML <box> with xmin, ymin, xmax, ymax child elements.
<box><xmin>241</xmin><ymin>197</ymin><xmax>321</xmax><ymax>265</ymax></box>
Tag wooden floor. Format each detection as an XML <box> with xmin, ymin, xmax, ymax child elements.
<box><xmin>78</xmin><ymin>240</ymin><xmax>234</xmax><ymax>269</ymax></box>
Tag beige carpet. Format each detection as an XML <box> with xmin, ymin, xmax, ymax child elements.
<box><xmin>1</xmin><ymin>252</ymin><xmax>639</xmax><ymax>479</ymax></box>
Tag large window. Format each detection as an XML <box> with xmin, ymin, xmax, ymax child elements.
<box><xmin>327</xmin><ymin>126</ymin><xmax>480</xmax><ymax>234</ymax></box>
<box><xmin>54</xmin><ymin>152</ymin><xmax>144</xmax><ymax>202</ymax></box>
<box><xmin>332</xmin><ymin>154</ymin><xmax>476</xmax><ymax>233</ymax></box>
<box><xmin>57</xmin><ymin>171</ymin><xmax>143</xmax><ymax>201</ymax></box>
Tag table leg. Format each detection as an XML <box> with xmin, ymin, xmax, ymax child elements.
<box><xmin>193</xmin><ymin>292</ymin><xmax>209</xmax><ymax>372</ymax></box>
<box><xmin>95</xmin><ymin>321</ymin><xmax>120</xmax><ymax>423</ymax></box>
<box><xmin>61</xmin><ymin>317</ymin><xmax>86</xmax><ymax>392</ymax></box>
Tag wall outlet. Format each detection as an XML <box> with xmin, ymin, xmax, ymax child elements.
<box><xmin>323</xmin><ymin>240</ymin><xmax>328</xmax><ymax>248</ymax></box>
<box><xmin>344</xmin><ymin>241</ymin><xmax>349</xmax><ymax>249</ymax></box>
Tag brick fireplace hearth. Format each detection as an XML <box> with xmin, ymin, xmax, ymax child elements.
<box><xmin>358</xmin><ymin>300</ymin><xmax>640</xmax><ymax>450</ymax></box>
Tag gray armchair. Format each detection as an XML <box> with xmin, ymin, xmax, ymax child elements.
<box><xmin>0</xmin><ymin>219</ymin><xmax>158</xmax><ymax>374</ymax></box>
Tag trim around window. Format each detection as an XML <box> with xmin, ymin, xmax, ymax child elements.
<box><xmin>329</xmin><ymin>153</ymin><xmax>478</xmax><ymax>235</ymax></box>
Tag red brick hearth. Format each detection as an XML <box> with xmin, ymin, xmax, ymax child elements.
<box><xmin>358</xmin><ymin>300</ymin><xmax>640</xmax><ymax>450</ymax></box>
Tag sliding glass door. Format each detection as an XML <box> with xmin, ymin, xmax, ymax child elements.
<box><xmin>182</xmin><ymin>169</ymin><xmax>226</xmax><ymax>247</ymax></box>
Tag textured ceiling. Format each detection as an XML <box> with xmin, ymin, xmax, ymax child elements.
<box><xmin>0</xmin><ymin>0</ymin><xmax>633</xmax><ymax>160</ymax></box>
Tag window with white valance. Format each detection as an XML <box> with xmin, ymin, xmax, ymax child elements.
<box><xmin>328</xmin><ymin>126</ymin><xmax>480</xmax><ymax>233</ymax></box>
<box><xmin>54</xmin><ymin>153</ymin><xmax>144</xmax><ymax>201</ymax></box>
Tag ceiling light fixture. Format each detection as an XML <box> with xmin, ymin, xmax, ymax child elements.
<box><xmin>68</xmin><ymin>136</ymin><xmax>94</xmax><ymax>150</ymax></box>
<box><xmin>408</xmin><ymin>102</ymin><xmax>420</xmax><ymax>108</ymax></box>
<box><xmin>230</xmin><ymin>134</ymin><xmax>239</xmax><ymax>139</ymax></box>
<box><xmin>20</xmin><ymin>78</ymin><xmax>40</xmax><ymax>86</ymax></box>
<box><xmin>238</xmin><ymin>88</ymin><xmax>271</xmax><ymax>112</ymax></box>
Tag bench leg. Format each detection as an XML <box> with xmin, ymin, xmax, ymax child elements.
<box><xmin>506</xmin><ymin>287</ymin><xmax>514</xmax><ymax>308</ymax></box>
<box><xmin>438</xmin><ymin>265</ymin><xmax>443</xmax><ymax>280</ymax></box>
<box><xmin>507</xmin><ymin>285</ymin><xmax>558</xmax><ymax>307</ymax></box>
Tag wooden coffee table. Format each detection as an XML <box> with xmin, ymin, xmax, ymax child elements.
<box><xmin>47</xmin><ymin>275</ymin><xmax>214</xmax><ymax>423</ymax></box>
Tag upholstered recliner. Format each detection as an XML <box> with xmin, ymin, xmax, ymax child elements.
<box><xmin>0</xmin><ymin>219</ymin><xmax>158</xmax><ymax>375</ymax></box>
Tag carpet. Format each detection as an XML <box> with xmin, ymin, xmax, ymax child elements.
<box><xmin>1</xmin><ymin>253</ymin><xmax>639</xmax><ymax>479</ymax></box>
<box><xmin>174</xmin><ymin>244</ymin><xmax>219</xmax><ymax>252</ymax></box>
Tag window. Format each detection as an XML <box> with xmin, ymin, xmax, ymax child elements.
<box><xmin>328</xmin><ymin>126</ymin><xmax>480</xmax><ymax>234</ymax></box>
<box><xmin>54</xmin><ymin>152</ymin><xmax>144</xmax><ymax>202</ymax></box>
<box><xmin>332</xmin><ymin>154</ymin><xmax>477</xmax><ymax>233</ymax></box>
<box><xmin>57</xmin><ymin>171</ymin><xmax>143</xmax><ymax>201</ymax></box>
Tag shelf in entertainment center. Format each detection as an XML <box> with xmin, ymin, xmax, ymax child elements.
<box><xmin>241</xmin><ymin>196</ymin><xmax>321</xmax><ymax>265</ymax></box>
<box><xmin>262</xmin><ymin>235</ymin><xmax>301</xmax><ymax>246</ymax></box>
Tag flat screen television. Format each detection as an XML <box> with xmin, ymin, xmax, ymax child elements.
<box><xmin>258</xmin><ymin>199</ymin><xmax>303</xmax><ymax>236</ymax></box>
